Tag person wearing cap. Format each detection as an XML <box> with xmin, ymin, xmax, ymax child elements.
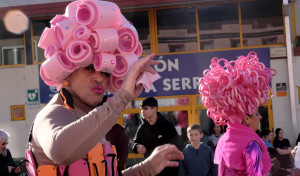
<box><xmin>28</xmin><ymin>0</ymin><xmax>183</xmax><ymax>175</ymax></box>
<box><xmin>199</xmin><ymin>52</ymin><xmax>276</xmax><ymax>175</ymax></box>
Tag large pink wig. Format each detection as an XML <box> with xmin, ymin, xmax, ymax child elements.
<box><xmin>38</xmin><ymin>0</ymin><xmax>142</xmax><ymax>92</ymax></box>
<box><xmin>199</xmin><ymin>52</ymin><xmax>276</xmax><ymax>125</ymax></box>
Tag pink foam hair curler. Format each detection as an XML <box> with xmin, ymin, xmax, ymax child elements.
<box><xmin>73</xmin><ymin>25</ymin><xmax>91</xmax><ymax>41</ymax></box>
<box><xmin>65</xmin><ymin>40</ymin><xmax>94</xmax><ymax>67</ymax></box>
<box><xmin>117</xmin><ymin>24</ymin><xmax>139</xmax><ymax>54</ymax></box>
<box><xmin>112</xmin><ymin>53</ymin><xmax>138</xmax><ymax>78</ymax></box>
<box><xmin>134</xmin><ymin>42</ymin><xmax>143</xmax><ymax>58</ymax></box>
<box><xmin>90</xmin><ymin>28</ymin><xmax>118</xmax><ymax>53</ymax></box>
<box><xmin>44</xmin><ymin>44</ymin><xmax>59</xmax><ymax>59</ymax></box>
<box><xmin>41</xmin><ymin>51</ymin><xmax>76</xmax><ymax>83</ymax></box>
<box><xmin>94</xmin><ymin>53</ymin><xmax>116</xmax><ymax>73</ymax></box>
<box><xmin>50</xmin><ymin>15</ymin><xmax>68</xmax><ymax>27</ymax></box>
<box><xmin>115</xmin><ymin>14</ymin><xmax>130</xmax><ymax>28</ymax></box>
<box><xmin>64</xmin><ymin>0</ymin><xmax>82</xmax><ymax>19</ymax></box>
<box><xmin>40</xmin><ymin>66</ymin><xmax>58</xmax><ymax>87</ymax></box>
<box><xmin>106</xmin><ymin>75</ymin><xmax>125</xmax><ymax>93</ymax></box>
<box><xmin>76</xmin><ymin>0</ymin><xmax>121</xmax><ymax>29</ymax></box>
<box><xmin>55</xmin><ymin>19</ymin><xmax>79</xmax><ymax>50</ymax></box>
<box><xmin>38</xmin><ymin>27</ymin><xmax>59</xmax><ymax>50</ymax></box>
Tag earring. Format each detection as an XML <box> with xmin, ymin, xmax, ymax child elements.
<box><xmin>63</xmin><ymin>81</ymin><xmax>69</xmax><ymax>87</ymax></box>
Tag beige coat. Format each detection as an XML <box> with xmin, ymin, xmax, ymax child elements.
<box><xmin>30</xmin><ymin>88</ymin><xmax>155</xmax><ymax>176</ymax></box>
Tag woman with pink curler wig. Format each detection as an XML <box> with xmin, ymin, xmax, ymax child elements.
<box><xmin>199</xmin><ymin>51</ymin><xmax>277</xmax><ymax>176</ymax></box>
<box><xmin>26</xmin><ymin>1</ymin><xmax>179</xmax><ymax>176</ymax></box>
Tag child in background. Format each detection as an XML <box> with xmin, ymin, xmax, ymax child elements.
<box><xmin>179</xmin><ymin>124</ymin><xmax>217</xmax><ymax>176</ymax></box>
<box><xmin>260</xmin><ymin>129</ymin><xmax>274</xmax><ymax>148</ymax></box>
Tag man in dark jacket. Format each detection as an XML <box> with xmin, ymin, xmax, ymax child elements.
<box><xmin>132</xmin><ymin>97</ymin><xmax>180</xmax><ymax>175</ymax></box>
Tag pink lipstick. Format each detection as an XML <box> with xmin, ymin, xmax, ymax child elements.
<box><xmin>91</xmin><ymin>86</ymin><xmax>103</xmax><ymax>94</ymax></box>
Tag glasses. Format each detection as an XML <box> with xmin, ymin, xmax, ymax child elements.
<box><xmin>2</xmin><ymin>142</ymin><xmax>8</xmax><ymax>146</ymax></box>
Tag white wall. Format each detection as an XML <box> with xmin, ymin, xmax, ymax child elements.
<box><xmin>271</xmin><ymin>58</ymin><xmax>295</xmax><ymax>145</ymax></box>
<box><xmin>294</xmin><ymin>56</ymin><xmax>300</xmax><ymax>142</ymax></box>
<box><xmin>0</xmin><ymin>65</ymin><xmax>43</xmax><ymax>158</ymax></box>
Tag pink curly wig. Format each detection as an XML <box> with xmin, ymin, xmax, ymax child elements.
<box><xmin>38</xmin><ymin>0</ymin><xmax>142</xmax><ymax>92</ymax></box>
<box><xmin>199</xmin><ymin>51</ymin><xmax>276</xmax><ymax>125</ymax></box>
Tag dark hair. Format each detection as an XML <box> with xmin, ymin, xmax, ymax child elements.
<box><xmin>187</xmin><ymin>124</ymin><xmax>202</xmax><ymax>134</ymax></box>
<box><xmin>212</xmin><ymin>124</ymin><xmax>224</xmax><ymax>134</ymax></box>
<box><xmin>275</xmin><ymin>128</ymin><xmax>282</xmax><ymax>139</ymax></box>
<box><xmin>140</xmin><ymin>97</ymin><xmax>158</xmax><ymax>108</ymax></box>
<box><xmin>267</xmin><ymin>147</ymin><xmax>279</xmax><ymax>159</ymax></box>
<box><xmin>260</xmin><ymin>129</ymin><xmax>272</xmax><ymax>138</ymax></box>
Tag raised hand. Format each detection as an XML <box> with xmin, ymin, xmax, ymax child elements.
<box><xmin>120</xmin><ymin>53</ymin><xmax>159</xmax><ymax>99</ymax></box>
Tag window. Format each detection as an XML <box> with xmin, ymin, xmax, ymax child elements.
<box><xmin>31</xmin><ymin>18</ymin><xmax>51</xmax><ymax>64</ymax></box>
<box><xmin>0</xmin><ymin>20</ymin><xmax>26</xmax><ymax>66</ymax></box>
<box><xmin>168</xmin><ymin>44</ymin><xmax>184</xmax><ymax>52</ymax></box>
<box><xmin>156</xmin><ymin>6</ymin><xmax>198</xmax><ymax>53</ymax></box>
<box><xmin>231</xmin><ymin>39</ymin><xmax>247</xmax><ymax>48</ymax></box>
<box><xmin>262</xmin><ymin>36</ymin><xmax>278</xmax><ymax>45</ymax></box>
<box><xmin>2</xmin><ymin>46</ymin><xmax>25</xmax><ymax>65</ymax></box>
<box><xmin>123</xmin><ymin>10</ymin><xmax>151</xmax><ymax>55</ymax></box>
<box><xmin>240</xmin><ymin>0</ymin><xmax>284</xmax><ymax>47</ymax></box>
<box><xmin>198</xmin><ymin>3</ymin><xmax>240</xmax><ymax>50</ymax></box>
<box><xmin>33</xmin><ymin>40</ymin><xmax>38</xmax><ymax>63</ymax></box>
<box><xmin>130</xmin><ymin>96</ymin><xmax>191</xmax><ymax>108</ymax></box>
<box><xmin>200</xmin><ymin>40</ymin><xmax>214</xmax><ymax>50</ymax></box>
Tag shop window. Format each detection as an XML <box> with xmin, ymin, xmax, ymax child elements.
<box><xmin>130</xmin><ymin>96</ymin><xmax>191</xmax><ymax>108</ymax></box>
<box><xmin>156</xmin><ymin>6</ymin><xmax>198</xmax><ymax>53</ymax></box>
<box><xmin>198</xmin><ymin>3</ymin><xmax>240</xmax><ymax>50</ymax></box>
<box><xmin>123</xmin><ymin>109</ymin><xmax>189</xmax><ymax>167</ymax></box>
<box><xmin>258</xmin><ymin>106</ymin><xmax>270</xmax><ymax>131</ymax></box>
<box><xmin>240</xmin><ymin>0</ymin><xmax>284</xmax><ymax>47</ymax></box>
<box><xmin>33</xmin><ymin>40</ymin><xmax>38</xmax><ymax>63</ymax></box>
<box><xmin>262</xmin><ymin>36</ymin><xmax>278</xmax><ymax>45</ymax></box>
<box><xmin>122</xmin><ymin>96</ymin><xmax>192</xmax><ymax>167</ymax></box>
<box><xmin>123</xmin><ymin>10</ymin><xmax>151</xmax><ymax>55</ymax></box>
<box><xmin>2</xmin><ymin>45</ymin><xmax>25</xmax><ymax>65</ymax></box>
<box><xmin>0</xmin><ymin>20</ymin><xmax>26</xmax><ymax>66</ymax></box>
<box><xmin>168</xmin><ymin>44</ymin><xmax>184</xmax><ymax>52</ymax></box>
<box><xmin>123</xmin><ymin>113</ymin><xmax>143</xmax><ymax>154</ymax></box>
<box><xmin>230</xmin><ymin>39</ymin><xmax>247</xmax><ymax>48</ymax></box>
<box><xmin>200</xmin><ymin>40</ymin><xmax>214</xmax><ymax>50</ymax></box>
<box><xmin>31</xmin><ymin>18</ymin><xmax>51</xmax><ymax>64</ymax></box>
<box><xmin>198</xmin><ymin>109</ymin><xmax>216</xmax><ymax>136</ymax></box>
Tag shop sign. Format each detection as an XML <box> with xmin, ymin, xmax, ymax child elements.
<box><xmin>39</xmin><ymin>48</ymin><xmax>270</xmax><ymax>103</ymax></box>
